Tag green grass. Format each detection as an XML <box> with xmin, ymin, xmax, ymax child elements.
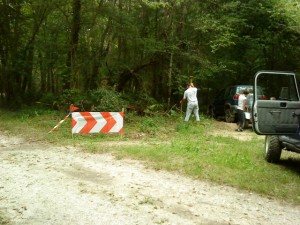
<box><xmin>1</xmin><ymin>107</ymin><xmax>300</xmax><ymax>204</ymax></box>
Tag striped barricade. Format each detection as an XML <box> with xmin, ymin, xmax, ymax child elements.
<box><xmin>48</xmin><ymin>104</ymin><xmax>80</xmax><ymax>133</ymax></box>
<box><xmin>71</xmin><ymin>112</ymin><xmax>124</xmax><ymax>134</ymax></box>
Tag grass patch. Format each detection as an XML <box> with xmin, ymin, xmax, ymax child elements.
<box><xmin>1</xmin><ymin>107</ymin><xmax>300</xmax><ymax>204</ymax></box>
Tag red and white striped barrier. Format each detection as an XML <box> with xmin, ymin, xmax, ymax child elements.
<box><xmin>48</xmin><ymin>105</ymin><xmax>80</xmax><ymax>133</ymax></box>
<box><xmin>71</xmin><ymin>112</ymin><xmax>124</xmax><ymax>134</ymax></box>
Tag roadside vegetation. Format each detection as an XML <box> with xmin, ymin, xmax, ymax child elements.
<box><xmin>1</xmin><ymin>107</ymin><xmax>300</xmax><ymax>204</ymax></box>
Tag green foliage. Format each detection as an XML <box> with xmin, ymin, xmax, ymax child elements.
<box><xmin>39</xmin><ymin>93</ymin><xmax>58</xmax><ymax>104</ymax></box>
<box><xmin>139</xmin><ymin>117</ymin><xmax>159</xmax><ymax>134</ymax></box>
<box><xmin>39</xmin><ymin>87</ymin><xmax>165</xmax><ymax>114</ymax></box>
<box><xmin>1</xmin><ymin>0</ymin><xmax>300</xmax><ymax>110</ymax></box>
<box><xmin>122</xmin><ymin>92</ymin><xmax>159</xmax><ymax>114</ymax></box>
<box><xmin>50</xmin><ymin>89</ymin><xmax>84</xmax><ymax>112</ymax></box>
<box><xmin>39</xmin><ymin>88</ymin><xmax>128</xmax><ymax>112</ymax></box>
<box><xmin>87</xmin><ymin>88</ymin><xmax>127</xmax><ymax>112</ymax></box>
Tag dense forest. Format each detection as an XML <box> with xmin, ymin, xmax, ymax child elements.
<box><xmin>1</xmin><ymin>0</ymin><xmax>300</xmax><ymax>112</ymax></box>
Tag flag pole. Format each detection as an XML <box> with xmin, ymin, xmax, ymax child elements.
<box><xmin>120</xmin><ymin>108</ymin><xmax>125</xmax><ymax>139</ymax></box>
<box><xmin>48</xmin><ymin>113</ymin><xmax>71</xmax><ymax>133</ymax></box>
<box><xmin>48</xmin><ymin>104</ymin><xmax>79</xmax><ymax>134</ymax></box>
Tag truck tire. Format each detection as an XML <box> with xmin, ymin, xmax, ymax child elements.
<box><xmin>242</xmin><ymin>119</ymin><xmax>249</xmax><ymax>129</ymax></box>
<box><xmin>265</xmin><ymin>135</ymin><xmax>282</xmax><ymax>163</ymax></box>
<box><xmin>208</xmin><ymin>105</ymin><xmax>216</xmax><ymax>118</ymax></box>
<box><xmin>225</xmin><ymin>109</ymin><xmax>235</xmax><ymax>123</ymax></box>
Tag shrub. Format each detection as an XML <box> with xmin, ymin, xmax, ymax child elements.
<box><xmin>87</xmin><ymin>88</ymin><xmax>127</xmax><ymax>112</ymax></box>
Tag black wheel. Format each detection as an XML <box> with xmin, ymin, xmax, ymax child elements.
<box><xmin>265</xmin><ymin>135</ymin><xmax>282</xmax><ymax>163</ymax></box>
<box><xmin>208</xmin><ymin>105</ymin><xmax>215</xmax><ymax>118</ymax></box>
<box><xmin>225</xmin><ymin>109</ymin><xmax>235</xmax><ymax>123</ymax></box>
<box><xmin>242</xmin><ymin>119</ymin><xmax>249</xmax><ymax>129</ymax></box>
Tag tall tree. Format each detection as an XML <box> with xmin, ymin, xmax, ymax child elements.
<box><xmin>1</xmin><ymin>0</ymin><xmax>300</xmax><ymax>109</ymax></box>
<box><xmin>64</xmin><ymin>0</ymin><xmax>82</xmax><ymax>90</ymax></box>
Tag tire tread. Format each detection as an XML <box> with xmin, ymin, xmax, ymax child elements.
<box><xmin>265</xmin><ymin>136</ymin><xmax>282</xmax><ymax>163</ymax></box>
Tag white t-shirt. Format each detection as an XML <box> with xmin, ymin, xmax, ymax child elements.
<box><xmin>237</xmin><ymin>94</ymin><xmax>246</xmax><ymax>110</ymax></box>
<box><xmin>183</xmin><ymin>87</ymin><xmax>198</xmax><ymax>104</ymax></box>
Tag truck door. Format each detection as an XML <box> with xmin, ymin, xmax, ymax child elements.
<box><xmin>253</xmin><ymin>71</ymin><xmax>300</xmax><ymax>135</ymax></box>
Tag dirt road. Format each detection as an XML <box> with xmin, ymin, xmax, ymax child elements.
<box><xmin>0</xmin><ymin>133</ymin><xmax>299</xmax><ymax>225</ymax></box>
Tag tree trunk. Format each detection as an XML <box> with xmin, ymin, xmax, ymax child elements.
<box><xmin>65</xmin><ymin>0</ymin><xmax>81</xmax><ymax>90</ymax></box>
<box><xmin>168</xmin><ymin>52</ymin><xmax>173</xmax><ymax>107</ymax></box>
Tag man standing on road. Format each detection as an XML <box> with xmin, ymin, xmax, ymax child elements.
<box><xmin>180</xmin><ymin>82</ymin><xmax>200</xmax><ymax>122</ymax></box>
<box><xmin>236</xmin><ymin>89</ymin><xmax>249</xmax><ymax>132</ymax></box>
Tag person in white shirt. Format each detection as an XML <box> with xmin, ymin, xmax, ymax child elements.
<box><xmin>236</xmin><ymin>89</ymin><xmax>249</xmax><ymax>132</ymax></box>
<box><xmin>180</xmin><ymin>82</ymin><xmax>200</xmax><ymax>122</ymax></box>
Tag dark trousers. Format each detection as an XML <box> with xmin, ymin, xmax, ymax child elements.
<box><xmin>236</xmin><ymin>109</ymin><xmax>244</xmax><ymax>126</ymax></box>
